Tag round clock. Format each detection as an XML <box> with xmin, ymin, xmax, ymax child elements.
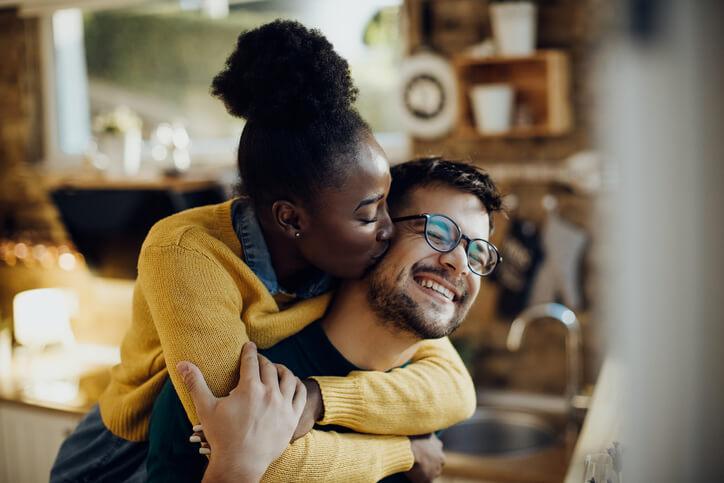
<box><xmin>397</xmin><ymin>52</ymin><xmax>458</xmax><ymax>139</ymax></box>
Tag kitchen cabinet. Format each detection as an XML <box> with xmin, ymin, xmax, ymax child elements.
<box><xmin>0</xmin><ymin>402</ymin><xmax>82</xmax><ymax>483</ymax></box>
<box><xmin>0</xmin><ymin>345</ymin><xmax>114</xmax><ymax>483</ymax></box>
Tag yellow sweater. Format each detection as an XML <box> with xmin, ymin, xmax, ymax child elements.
<box><xmin>98</xmin><ymin>200</ymin><xmax>476</xmax><ymax>482</ymax></box>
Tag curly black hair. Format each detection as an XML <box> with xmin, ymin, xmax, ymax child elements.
<box><xmin>212</xmin><ymin>19</ymin><xmax>358</xmax><ymax>126</ymax></box>
<box><xmin>211</xmin><ymin>20</ymin><xmax>372</xmax><ymax>207</ymax></box>
<box><xmin>388</xmin><ymin>157</ymin><xmax>503</xmax><ymax>233</ymax></box>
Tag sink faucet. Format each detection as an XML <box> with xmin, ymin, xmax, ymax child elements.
<box><xmin>506</xmin><ymin>303</ymin><xmax>582</xmax><ymax>414</ymax></box>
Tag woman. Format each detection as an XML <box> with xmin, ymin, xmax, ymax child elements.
<box><xmin>51</xmin><ymin>20</ymin><xmax>475</xmax><ymax>482</ymax></box>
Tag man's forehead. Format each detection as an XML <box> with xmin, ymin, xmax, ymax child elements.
<box><xmin>404</xmin><ymin>184</ymin><xmax>489</xmax><ymax>236</ymax></box>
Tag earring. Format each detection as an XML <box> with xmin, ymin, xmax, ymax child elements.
<box><xmin>295</xmin><ymin>232</ymin><xmax>301</xmax><ymax>238</ymax></box>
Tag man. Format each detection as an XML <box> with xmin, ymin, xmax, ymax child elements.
<box><xmin>148</xmin><ymin>158</ymin><xmax>502</xmax><ymax>482</ymax></box>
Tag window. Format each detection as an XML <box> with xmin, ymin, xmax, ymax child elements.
<box><xmin>45</xmin><ymin>0</ymin><xmax>406</xmax><ymax>166</ymax></box>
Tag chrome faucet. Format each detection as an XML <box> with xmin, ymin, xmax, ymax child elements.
<box><xmin>506</xmin><ymin>303</ymin><xmax>582</xmax><ymax>414</ymax></box>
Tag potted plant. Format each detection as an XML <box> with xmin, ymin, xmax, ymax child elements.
<box><xmin>93</xmin><ymin>106</ymin><xmax>143</xmax><ymax>178</ymax></box>
<box><xmin>489</xmin><ymin>0</ymin><xmax>537</xmax><ymax>56</ymax></box>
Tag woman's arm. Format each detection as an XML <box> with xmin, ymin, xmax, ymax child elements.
<box><xmin>262</xmin><ymin>431</ymin><xmax>413</xmax><ymax>482</ymax></box>
<box><xmin>140</xmin><ymin>244</ymin><xmax>327</xmax><ymax>425</ymax></box>
<box><xmin>142</xmin><ymin>246</ymin><xmax>416</xmax><ymax>482</ymax></box>
<box><xmin>311</xmin><ymin>337</ymin><xmax>477</xmax><ymax>435</ymax></box>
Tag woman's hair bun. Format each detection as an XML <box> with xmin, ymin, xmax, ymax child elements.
<box><xmin>211</xmin><ymin>19</ymin><xmax>358</xmax><ymax>126</ymax></box>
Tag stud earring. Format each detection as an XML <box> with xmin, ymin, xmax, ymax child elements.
<box><xmin>295</xmin><ymin>232</ymin><xmax>301</xmax><ymax>238</ymax></box>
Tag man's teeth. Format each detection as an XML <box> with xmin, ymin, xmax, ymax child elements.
<box><xmin>417</xmin><ymin>278</ymin><xmax>454</xmax><ymax>301</ymax></box>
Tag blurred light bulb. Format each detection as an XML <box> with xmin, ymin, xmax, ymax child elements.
<box><xmin>172</xmin><ymin>125</ymin><xmax>190</xmax><ymax>150</ymax></box>
<box><xmin>14</xmin><ymin>243</ymin><xmax>28</xmax><ymax>259</ymax></box>
<box><xmin>173</xmin><ymin>150</ymin><xmax>191</xmax><ymax>172</ymax></box>
<box><xmin>155</xmin><ymin>123</ymin><xmax>174</xmax><ymax>145</ymax></box>
<box><xmin>151</xmin><ymin>144</ymin><xmax>168</xmax><ymax>161</ymax></box>
<box><xmin>58</xmin><ymin>252</ymin><xmax>76</xmax><ymax>271</ymax></box>
<box><xmin>32</xmin><ymin>244</ymin><xmax>47</xmax><ymax>261</ymax></box>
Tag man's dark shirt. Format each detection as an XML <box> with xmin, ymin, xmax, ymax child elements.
<box><xmin>145</xmin><ymin>321</ymin><xmax>410</xmax><ymax>482</ymax></box>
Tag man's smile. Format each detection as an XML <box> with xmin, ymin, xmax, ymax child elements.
<box><xmin>412</xmin><ymin>271</ymin><xmax>461</xmax><ymax>304</ymax></box>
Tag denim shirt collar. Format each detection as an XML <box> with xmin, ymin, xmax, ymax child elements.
<box><xmin>231</xmin><ymin>198</ymin><xmax>334</xmax><ymax>300</ymax></box>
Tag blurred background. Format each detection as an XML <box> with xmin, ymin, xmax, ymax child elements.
<box><xmin>0</xmin><ymin>0</ymin><xmax>721</xmax><ymax>482</ymax></box>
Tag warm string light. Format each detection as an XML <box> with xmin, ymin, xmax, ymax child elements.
<box><xmin>0</xmin><ymin>239</ymin><xmax>84</xmax><ymax>270</ymax></box>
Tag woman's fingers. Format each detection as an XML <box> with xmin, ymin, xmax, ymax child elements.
<box><xmin>177</xmin><ymin>361</ymin><xmax>215</xmax><ymax>418</ymax></box>
<box><xmin>189</xmin><ymin>430</ymin><xmax>207</xmax><ymax>444</ymax></box>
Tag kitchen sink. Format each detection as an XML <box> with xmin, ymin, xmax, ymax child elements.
<box><xmin>440</xmin><ymin>407</ymin><xmax>561</xmax><ymax>456</ymax></box>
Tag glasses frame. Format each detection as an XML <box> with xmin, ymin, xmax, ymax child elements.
<box><xmin>391</xmin><ymin>213</ymin><xmax>502</xmax><ymax>277</ymax></box>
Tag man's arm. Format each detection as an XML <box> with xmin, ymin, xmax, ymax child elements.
<box><xmin>311</xmin><ymin>337</ymin><xmax>477</xmax><ymax>435</ymax></box>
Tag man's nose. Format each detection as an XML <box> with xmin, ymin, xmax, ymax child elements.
<box><xmin>439</xmin><ymin>243</ymin><xmax>469</xmax><ymax>276</ymax></box>
<box><xmin>376</xmin><ymin>206</ymin><xmax>394</xmax><ymax>242</ymax></box>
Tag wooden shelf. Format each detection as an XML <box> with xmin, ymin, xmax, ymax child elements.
<box><xmin>452</xmin><ymin>50</ymin><xmax>573</xmax><ymax>139</ymax></box>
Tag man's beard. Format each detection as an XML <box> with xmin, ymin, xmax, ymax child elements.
<box><xmin>366</xmin><ymin>261</ymin><xmax>468</xmax><ymax>339</ymax></box>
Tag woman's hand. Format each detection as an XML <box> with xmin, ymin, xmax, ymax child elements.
<box><xmin>290</xmin><ymin>379</ymin><xmax>324</xmax><ymax>441</ymax></box>
<box><xmin>404</xmin><ymin>433</ymin><xmax>445</xmax><ymax>483</ymax></box>
<box><xmin>177</xmin><ymin>342</ymin><xmax>306</xmax><ymax>483</ymax></box>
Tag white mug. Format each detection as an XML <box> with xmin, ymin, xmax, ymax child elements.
<box><xmin>469</xmin><ymin>84</ymin><xmax>514</xmax><ymax>134</ymax></box>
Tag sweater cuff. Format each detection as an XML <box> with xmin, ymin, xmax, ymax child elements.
<box><xmin>310</xmin><ymin>375</ymin><xmax>367</xmax><ymax>427</ymax></box>
<box><xmin>382</xmin><ymin>436</ymin><xmax>415</xmax><ymax>474</ymax></box>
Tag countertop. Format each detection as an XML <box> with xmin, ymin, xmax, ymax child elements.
<box><xmin>0</xmin><ymin>344</ymin><xmax>118</xmax><ymax>415</ymax></box>
<box><xmin>563</xmin><ymin>358</ymin><xmax>622</xmax><ymax>483</ymax></box>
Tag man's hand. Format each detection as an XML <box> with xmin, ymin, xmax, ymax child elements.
<box><xmin>177</xmin><ymin>342</ymin><xmax>306</xmax><ymax>483</ymax></box>
<box><xmin>290</xmin><ymin>379</ymin><xmax>324</xmax><ymax>441</ymax></box>
<box><xmin>403</xmin><ymin>433</ymin><xmax>445</xmax><ymax>483</ymax></box>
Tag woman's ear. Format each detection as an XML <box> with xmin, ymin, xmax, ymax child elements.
<box><xmin>271</xmin><ymin>200</ymin><xmax>307</xmax><ymax>239</ymax></box>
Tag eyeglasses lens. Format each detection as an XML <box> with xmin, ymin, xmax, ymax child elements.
<box><xmin>468</xmin><ymin>240</ymin><xmax>495</xmax><ymax>276</ymax></box>
<box><xmin>426</xmin><ymin>216</ymin><xmax>460</xmax><ymax>251</ymax></box>
<box><xmin>426</xmin><ymin>214</ymin><xmax>498</xmax><ymax>276</ymax></box>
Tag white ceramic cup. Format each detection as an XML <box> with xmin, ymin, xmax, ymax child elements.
<box><xmin>469</xmin><ymin>84</ymin><xmax>514</xmax><ymax>134</ymax></box>
<box><xmin>490</xmin><ymin>2</ymin><xmax>537</xmax><ymax>56</ymax></box>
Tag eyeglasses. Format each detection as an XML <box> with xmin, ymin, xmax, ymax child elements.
<box><xmin>392</xmin><ymin>213</ymin><xmax>502</xmax><ymax>277</ymax></box>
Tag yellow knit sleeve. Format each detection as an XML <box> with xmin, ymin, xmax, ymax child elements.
<box><xmin>262</xmin><ymin>430</ymin><xmax>413</xmax><ymax>482</ymax></box>
<box><xmin>139</xmin><ymin>244</ymin><xmax>252</xmax><ymax>425</ymax></box>
<box><xmin>311</xmin><ymin>337</ymin><xmax>476</xmax><ymax>435</ymax></box>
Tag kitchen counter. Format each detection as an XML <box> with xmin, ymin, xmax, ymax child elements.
<box><xmin>0</xmin><ymin>344</ymin><xmax>119</xmax><ymax>481</ymax></box>
<box><xmin>0</xmin><ymin>344</ymin><xmax>118</xmax><ymax>415</ymax></box>
<box><xmin>0</xmin><ymin>346</ymin><xmax>592</xmax><ymax>483</ymax></box>
<box><xmin>563</xmin><ymin>358</ymin><xmax>622</xmax><ymax>483</ymax></box>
